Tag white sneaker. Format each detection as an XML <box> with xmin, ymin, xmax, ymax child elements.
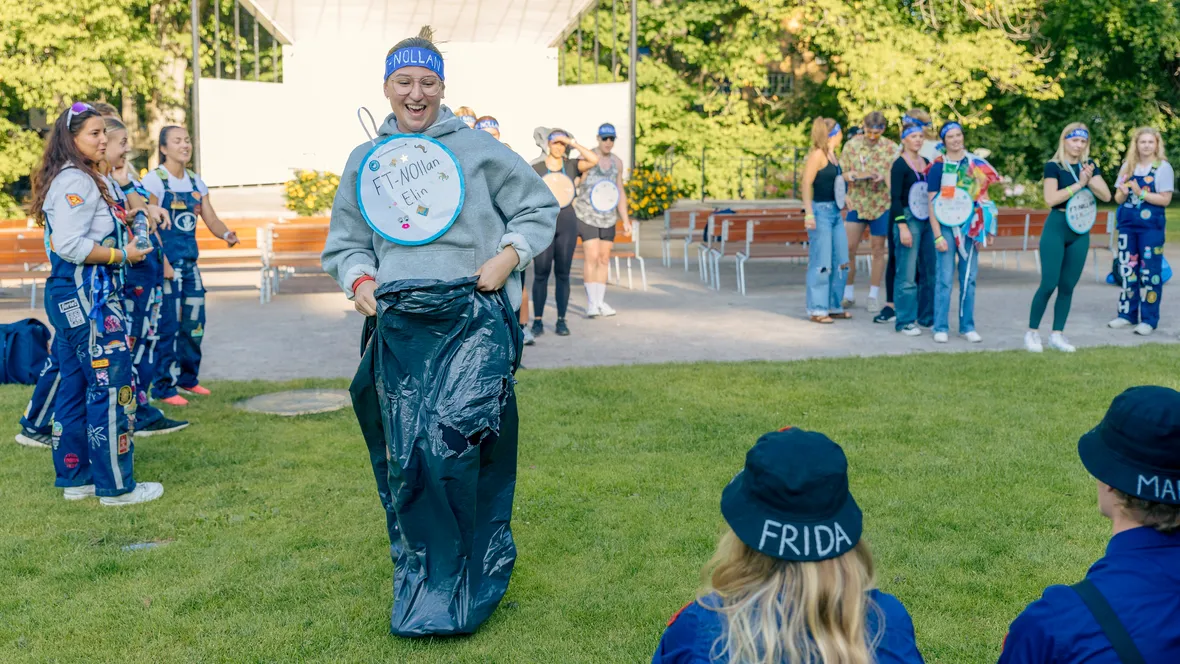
<box><xmin>964</xmin><ymin>331</ymin><xmax>983</xmax><ymax>343</ymax></box>
<box><xmin>1108</xmin><ymin>318</ymin><xmax>1132</xmax><ymax>329</ymax></box>
<box><xmin>586</xmin><ymin>303</ymin><xmax>601</xmax><ymax>319</ymax></box>
<box><xmin>99</xmin><ymin>482</ymin><xmax>164</xmax><ymax>506</ymax></box>
<box><xmin>63</xmin><ymin>485</ymin><xmax>96</xmax><ymax>501</ymax></box>
<box><xmin>933</xmin><ymin>332</ymin><xmax>949</xmax><ymax>343</ymax></box>
<box><xmin>866</xmin><ymin>297</ymin><xmax>881</xmax><ymax>313</ymax></box>
<box><xmin>899</xmin><ymin>324</ymin><xmax>922</xmax><ymax>337</ymax></box>
<box><xmin>598</xmin><ymin>302</ymin><xmax>617</xmax><ymax>317</ymax></box>
<box><xmin>1024</xmin><ymin>331</ymin><xmax>1044</xmax><ymax>353</ymax></box>
<box><xmin>521</xmin><ymin>326</ymin><xmax>535</xmax><ymax>346</ymax></box>
<box><xmin>1048</xmin><ymin>332</ymin><xmax>1075</xmax><ymax>352</ymax></box>
<box><xmin>1134</xmin><ymin>323</ymin><xmax>1154</xmax><ymax>336</ymax></box>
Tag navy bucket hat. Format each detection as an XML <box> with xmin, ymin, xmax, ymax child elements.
<box><xmin>1078</xmin><ymin>386</ymin><xmax>1180</xmax><ymax>505</ymax></box>
<box><xmin>721</xmin><ymin>428</ymin><xmax>863</xmax><ymax>562</ymax></box>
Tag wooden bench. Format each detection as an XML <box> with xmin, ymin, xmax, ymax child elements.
<box><xmin>697</xmin><ymin>211</ymin><xmax>805</xmax><ymax>289</ymax></box>
<box><xmin>260</xmin><ymin>222</ymin><xmax>330</xmax><ymax>303</ymax></box>
<box><xmin>0</xmin><ymin>228</ymin><xmax>50</xmax><ymax>307</ymax></box>
<box><xmin>734</xmin><ymin>218</ymin><xmax>813</xmax><ymax>295</ymax></box>
<box><xmin>572</xmin><ymin>219</ymin><xmax>647</xmax><ymax>290</ymax></box>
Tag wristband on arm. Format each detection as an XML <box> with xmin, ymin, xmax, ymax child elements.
<box><xmin>352</xmin><ymin>275</ymin><xmax>376</xmax><ymax>293</ymax></box>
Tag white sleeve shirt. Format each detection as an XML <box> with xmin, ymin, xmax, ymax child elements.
<box><xmin>141</xmin><ymin>168</ymin><xmax>210</xmax><ymax>204</ymax></box>
<box><xmin>43</xmin><ymin>168</ymin><xmax>118</xmax><ymax>264</ymax></box>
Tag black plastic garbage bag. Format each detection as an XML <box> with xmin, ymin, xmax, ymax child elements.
<box><xmin>350</xmin><ymin>276</ymin><xmax>523</xmax><ymax>637</ymax></box>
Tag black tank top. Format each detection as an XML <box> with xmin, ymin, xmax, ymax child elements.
<box><xmin>813</xmin><ymin>159</ymin><xmax>839</xmax><ymax>202</ymax></box>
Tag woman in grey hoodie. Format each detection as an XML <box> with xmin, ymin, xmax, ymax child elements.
<box><xmin>322</xmin><ymin>27</ymin><xmax>558</xmax><ymax>637</ymax></box>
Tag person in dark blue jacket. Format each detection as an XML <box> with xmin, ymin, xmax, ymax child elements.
<box><xmin>998</xmin><ymin>386</ymin><xmax>1180</xmax><ymax>664</ymax></box>
<box><xmin>651</xmin><ymin>427</ymin><xmax>925</xmax><ymax>664</ymax></box>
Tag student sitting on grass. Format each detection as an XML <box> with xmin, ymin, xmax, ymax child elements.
<box><xmin>998</xmin><ymin>386</ymin><xmax>1180</xmax><ymax>663</ymax></box>
<box><xmin>651</xmin><ymin>427</ymin><xmax>925</xmax><ymax>664</ymax></box>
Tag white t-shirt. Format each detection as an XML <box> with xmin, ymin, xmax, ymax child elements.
<box><xmin>1127</xmin><ymin>161</ymin><xmax>1175</xmax><ymax>193</ymax></box>
<box><xmin>141</xmin><ymin>168</ymin><xmax>210</xmax><ymax>204</ymax></box>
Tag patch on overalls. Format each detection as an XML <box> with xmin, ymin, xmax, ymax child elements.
<box><xmin>118</xmin><ymin>386</ymin><xmax>133</xmax><ymax>406</ymax></box>
<box><xmin>92</xmin><ymin>358</ymin><xmax>110</xmax><ymax>369</ymax></box>
<box><xmin>192</xmin><ymin>323</ymin><xmax>204</xmax><ymax>338</ymax></box>
<box><xmin>1147</xmin><ymin>291</ymin><xmax>1158</xmax><ymax>304</ymax></box>
<box><xmin>52</xmin><ymin>421</ymin><xmax>63</xmax><ymax>436</ymax></box>
<box><xmin>117</xmin><ymin>433</ymin><xmax>130</xmax><ymax>454</ymax></box>
<box><xmin>90</xmin><ymin>344</ymin><xmax>103</xmax><ymax>358</ymax></box>
<box><xmin>59</xmin><ymin>299</ymin><xmax>86</xmax><ymax>328</ymax></box>
<box><xmin>65</xmin><ymin>193</ymin><xmax>85</xmax><ymax>208</ymax></box>
<box><xmin>104</xmin><ymin>315</ymin><xmax>121</xmax><ymax>333</ymax></box>
<box><xmin>192</xmin><ymin>191</ymin><xmax>202</xmax><ymax>201</ymax></box>
<box><xmin>104</xmin><ymin>339</ymin><xmax>125</xmax><ymax>353</ymax></box>
<box><xmin>95</xmin><ymin>369</ymin><xmax>109</xmax><ymax>385</ymax></box>
<box><xmin>64</xmin><ymin>453</ymin><xmax>80</xmax><ymax>468</ymax></box>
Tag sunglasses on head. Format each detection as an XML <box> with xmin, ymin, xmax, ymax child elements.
<box><xmin>66</xmin><ymin>102</ymin><xmax>94</xmax><ymax>126</ymax></box>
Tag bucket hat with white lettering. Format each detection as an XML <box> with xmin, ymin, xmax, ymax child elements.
<box><xmin>720</xmin><ymin>427</ymin><xmax>863</xmax><ymax>562</ymax></box>
<box><xmin>1079</xmin><ymin>385</ymin><xmax>1180</xmax><ymax>505</ymax></box>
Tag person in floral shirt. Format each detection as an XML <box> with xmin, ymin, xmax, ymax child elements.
<box><xmin>840</xmin><ymin>111</ymin><xmax>897</xmax><ymax>314</ymax></box>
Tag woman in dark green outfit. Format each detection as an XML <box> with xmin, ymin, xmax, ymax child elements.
<box><xmin>1025</xmin><ymin>123</ymin><xmax>1112</xmax><ymax>352</ymax></box>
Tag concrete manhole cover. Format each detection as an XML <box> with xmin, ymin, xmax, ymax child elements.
<box><xmin>236</xmin><ymin>389</ymin><xmax>352</xmax><ymax>416</ymax></box>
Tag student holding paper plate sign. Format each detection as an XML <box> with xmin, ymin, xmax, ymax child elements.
<box><xmin>530</xmin><ymin>128</ymin><xmax>598</xmax><ymax>337</ymax></box>
<box><xmin>572</xmin><ymin>123</ymin><xmax>631</xmax><ymax>318</ymax></box>
<box><xmin>1025</xmin><ymin>123</ymin><xmax>1112</xmax><ymax>353</ymax></box>
<box><xmin>926</xmin><ymin>121</ymin><xmax>1001</xmax><ymax>344</ymax></box>
<box><xmin>322</xmin><ymin>25</ymin><xmax>557</xmax><ymax>636</ymax></box>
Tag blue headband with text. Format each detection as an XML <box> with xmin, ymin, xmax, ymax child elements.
<box><xmin>475</xmin><ymin>118</ymin><xmax>500</xmax><ymax>131</ymax></box>
<box><xmin>903</xmin><ymin>115</ymin><xmax>929</xmax><ymax>128</ymax></box>
<box><xmin>1066</xmin><ymin>127</ymin><xmax>1090</xmax><ymax>141</ymax></box>
<box><xmin>901</xmin><ymin>125</ymin><xmax>924</xmax><ymax>140</ymax></box>
<box><xmin>385</xmin><ymin>47</ymin><xmax>444</xmax><ymax>82</ymax></box>
<box><xmin>939</xmin><ymin>122</ymin><xmax>963</xmax><ymax>141</ymax></box>
<box><xmin>828</xmin><ymin>122</ymin><xmax>842</xmax><ymax>138</ymax></box>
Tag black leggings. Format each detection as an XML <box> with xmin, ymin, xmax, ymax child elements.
<box><xmin>532</xmin><ymin>208</ymin><xmax>578</xmax><ymax>320</ymax></box>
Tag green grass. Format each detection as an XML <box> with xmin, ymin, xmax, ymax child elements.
<box><xmin>2</xmin><ymin>348</ymin><xmax>1180</xmax><ymax>663</ymax></box>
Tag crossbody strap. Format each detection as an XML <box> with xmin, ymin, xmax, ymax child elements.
<box><xmin>1071</xmin><ymin>579</ymin><xmax>1146</xmax><ymax>664</ymax></box>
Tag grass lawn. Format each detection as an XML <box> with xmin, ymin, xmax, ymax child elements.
<box><xmin>2</xmin><ymin>347</ymin><xmax>1179</xmax><ymax>663</ymax></box>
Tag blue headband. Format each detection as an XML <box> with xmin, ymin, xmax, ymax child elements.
<box><xmin>1066</xmin><ymin>127</ymin><xmax>1090</xmax><ymax>141</ymax></box>
<box><xmin>939</xmin><ymin>122</ymin><xmax>963</xmax><ymax>140</ymax></box>
<box><xmin>901</xmin><ymin>125</ymin><xmax>924</xmax><ymax>140</ymax></box>
<box><xmin>903</xmin><ymin>115</ymin><xmax>929</xmax><ymax>128</ymax></box>
<box><xmin>548</xmin><ymin>131</ymin><xmax>569</xmax><ymax>142</ymax></box>
<box><xmin>475</xmin><ymin>118</ymin><xmax>499</xmax><ymax>131</ymax></box>
<box><xmin>828</xmin><ymin>122</ymin><xmax>841</xmax><ymax>138</ymax></box>
<box><xmin>385</xmin><ymin>46</ymin><xmax>444</xmax><ymax>82</ymax></box>
<box><xmin>459</xmin><ymin>114</ymin><xmax>476</xmax><ymax>125</ymax></box>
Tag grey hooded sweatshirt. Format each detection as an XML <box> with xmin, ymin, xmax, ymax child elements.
<box><xmin>322</xmin><ymin>107</ymin><xmax>558</xmax><ymax>311</ymax></box>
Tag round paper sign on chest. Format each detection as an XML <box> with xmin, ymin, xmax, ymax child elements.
<box><xmin>357</xmin><ymin>134</ymin><xmax>465</xmax><ymax>246</ymax></box>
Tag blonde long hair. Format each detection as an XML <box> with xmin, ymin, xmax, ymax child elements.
<box><xmin>1118</xmin><ymin>127</ymin><xmax>1167</xmax><ymax>180</ymax></box>
<box><xmin>810</xmin><ymin>117</ymin><xmax>839</xmax><ymax>152</ymax></box>
<box><xmin>1051</xmin><ymin>122</ymin><xmax>1092</xmax><ymax>168</ymax></box>
<box><xmin>702</xmin><ymin>529</ymin><xmax>881</xmax><ymax>664</ymax></box>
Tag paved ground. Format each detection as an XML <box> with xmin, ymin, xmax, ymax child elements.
<box><xmin>0</xmin><ymin>243</ymin><xmax>1172</xmax><ymax>381</ymax></box>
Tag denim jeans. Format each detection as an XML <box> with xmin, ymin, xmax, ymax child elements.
<box><xmin>934</xmin><ymin>230</ymin><xmax>979</xmax><ymax>334</ymax></box>
<box><xmin>806</xmin><ymin>202</ymin><xmax>849</xmax><ymax>316</ymax></box>
<box><xmin>894</xmin><ymin>217</ymin><xmax>935</xmax><ymax>329</ymax></box>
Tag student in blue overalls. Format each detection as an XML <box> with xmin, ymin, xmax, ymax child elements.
<box><xmin>999</xmin><ymin>386</ymin><xmax>1180</xmax><ymax>663</ymax></box>
<box><xmin>651</xmin><ymin>427</ymin><xmax>925</xmax><ymax>664</ymax></box>
<box><xmin>14</xmin><ymin>110</ymin><xmax>188</xmax><ymax>448</ymax></box>
<box><xmin>142</xmin><ymin>126</ymin><xmax>239</xmax><ymax>405</ymax></box>
<box><xmin>26</xmin><ymin>102</ymin><xmax>163</xmax><ymax>505</ymax></box>
<box><xmin>1107</xmin><ymin>127</ymin><xmax>1172</xmax><ymax>336</ymax></box>
<box><xmin>102</xmin><ymin>115</ymin><xmax>189</xmax><ymax>436</ymax></box>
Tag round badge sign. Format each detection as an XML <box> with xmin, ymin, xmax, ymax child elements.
<box><xmin>356</xmin><ymin>134</ymin><xmax>465</xmax><ymax>246</ymax></box>
<box><xmin>590</xmin><ymin>181</ymin><xmax>620</xmax><ymax>213</ymax></box>
<box><xmin>933</xmin><ymin>188</ymin><xmax>975</xmax><ymax>227</ymax></box>
<box><xmin>543</xmin><ymin>173</ymin><xmax>576</xmax><ymax>208</ymax></box>
<box><xmin>908</xmin><ymin>181</ymin><xmax>930</xmax><ymax>220</ymax></box>
<box><xmin>1065</xmin><ymin>188</ymin><xmax>1097</xmax><ymax>234</ymax></box>
<box><xmin>834</xmin><ymin>176</ymin><xmax>847</xmax><ymax>210</ymax></box>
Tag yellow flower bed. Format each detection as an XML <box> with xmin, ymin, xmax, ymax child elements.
<box><xmin>283</xmin><ymin>170</ymin><xmax>340</xmax><ymax>216</ymax></box>
<box><xmin>624</xmin><ymin>167</ymin><xmax>684</xmax><ymax>220</ymax></box>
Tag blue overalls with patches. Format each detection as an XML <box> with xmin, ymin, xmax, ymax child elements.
<box><xmin>153</xmin><ymin>168</ymin><xmax>206</xmax><ymax>395</ymax></box>
<box><xmin>121</xmin><ymin>179</ymin><xmax>168</xmax><ymax>426</ymax></box>
<box><xmin>19</xmin><ymin>232</ymin><xmax>61</xmax><ymax>435</ymax></box>
<box><xmin>1115</xmin><ymin>165</ymin><xmax>1168</xmax><ymax>328</ymax></box>
<box><xmin>44</xmin><ymin>180</ymin><xmax>138</xmax><ymax>497</ymax></box>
